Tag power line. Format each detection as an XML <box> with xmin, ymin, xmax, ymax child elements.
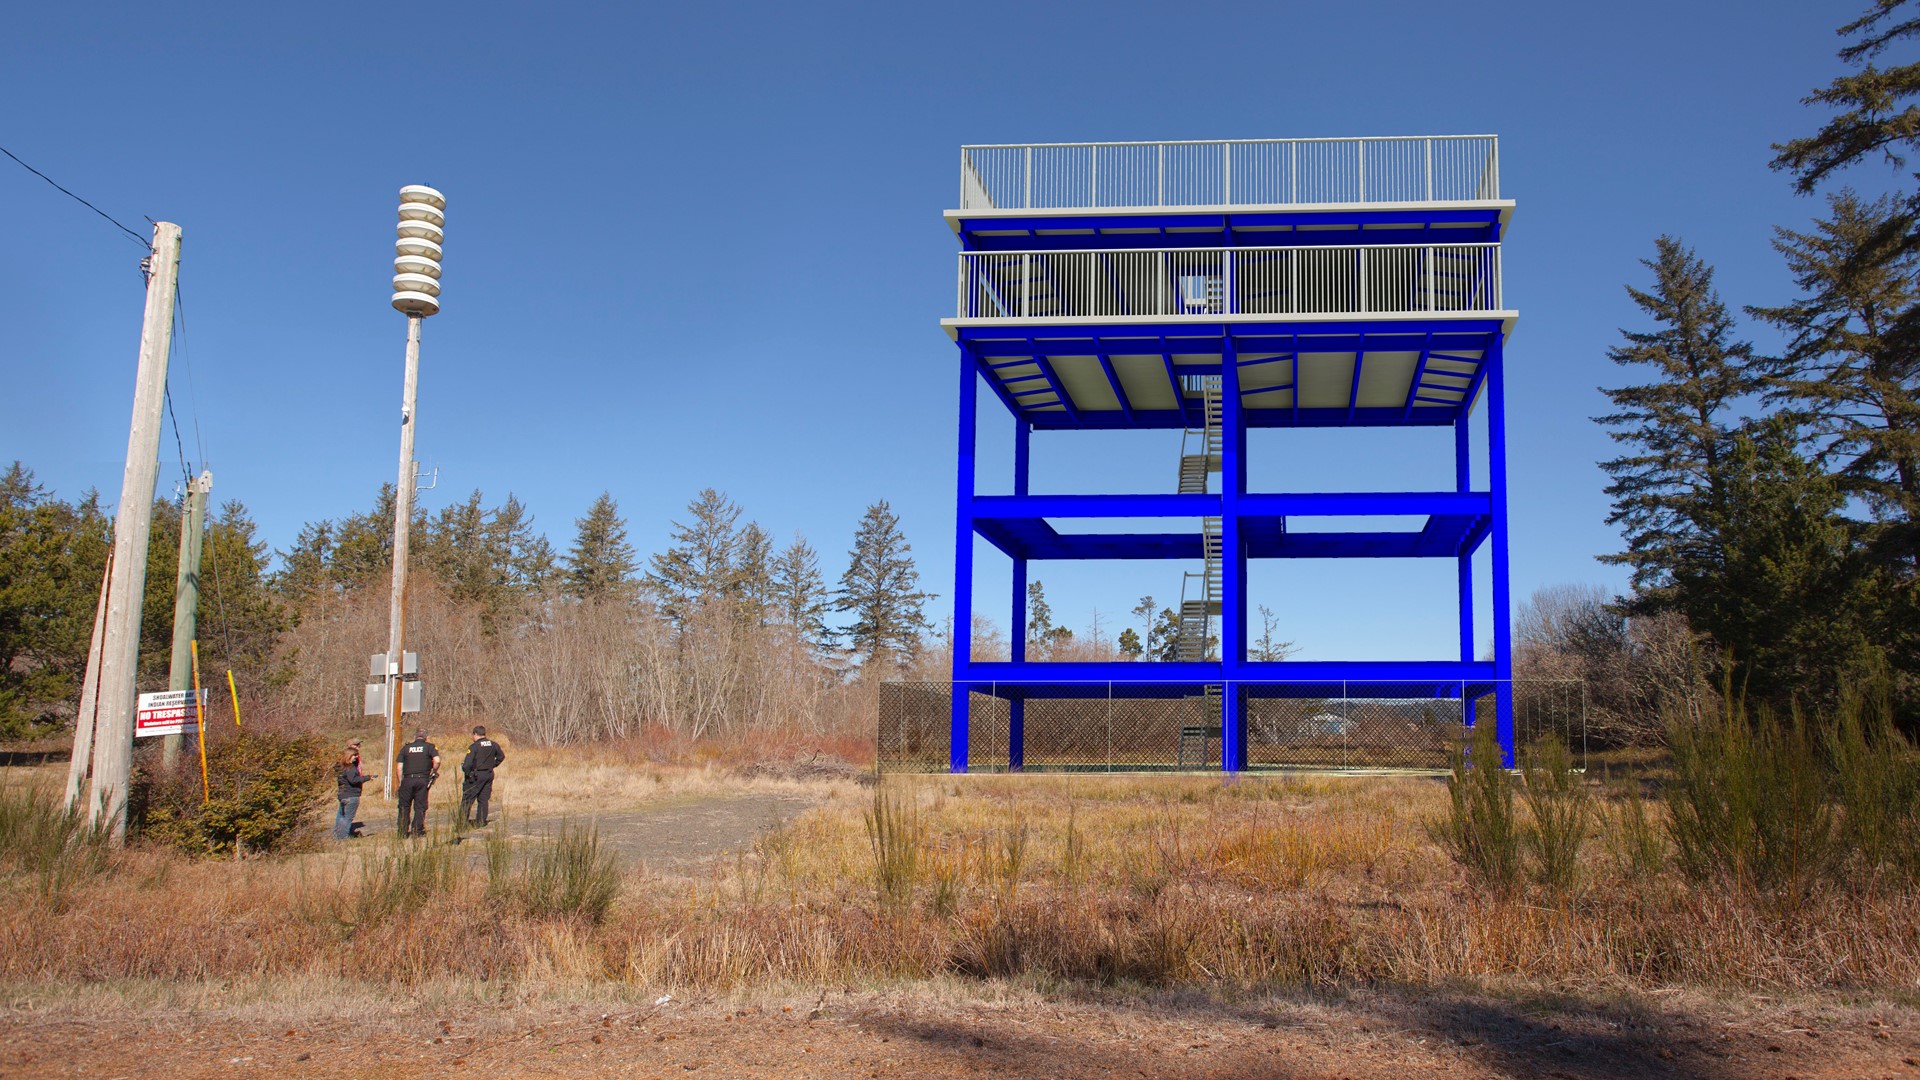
<box><xmin>0</xmin><ymin>143</ymin><xmax>149</xmax><ymax>248</ymax></box>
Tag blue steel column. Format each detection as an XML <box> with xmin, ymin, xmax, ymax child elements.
<box><xmin>951</xmin><ymin>346</ymin><xmax>977</xmax><ymax>773</ymax></box>
<box><xmin>1487</xmin><ymin>336</ymin><xmax>1516</xmax><ymax>766</ymax></box>
<box><xmin>1456</xmin><ymin>412</ymin><xmax>1475</xmax><ymax>664</ymax></box>
<box><xmin>1220</xmin><ymin>340</ymin><xmax>1246</xmax><ymax>771</ymax></box>
<box><xmin>1009</xmin><ymin>420</ymin><xmax>1029</xmax><ymax>770</ymax></box>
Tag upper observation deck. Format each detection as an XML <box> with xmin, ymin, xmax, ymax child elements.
<box><xmin>943</xmin><ymin>136</ymin><xmax>1515</xmax><ymax>430</ymax></box>
<box><xmin>944</xmin><ymin>135</ymin><xmax>1514</xmax><ymax>340</ymax></box>
<box><xmin>951</xmin><ymin>135</ymin><xmax>1507</xmax><ymax>224</ymax></box>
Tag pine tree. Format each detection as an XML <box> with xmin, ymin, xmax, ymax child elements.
<box><xmin>1750</xmin><ymin>192</ymin><xmax>1920</xmax><ymax>544</ymax></box>
<box><xmin>565</xmin><ymin>492</ymin><xmax>638</xmax><ymax>601</ymax></box>
<box><xmin>836</xmin><ymin>499</ymin><xmax>932</xmax><ymax>670</ymax></box>
<box><xmin>733</xmin><ymin>521</ymin><xmax>774</xmax><ymax>623</ymax></box>
<box><xmin>770</xmin><ymin>531</ymin><xmax>830</xmax><ymax>650</ymax></box>
<box><xmin>489</xmin><ymin>494</ymin><xmax>558</xmax><ymax>595</ymax></box>
<box><xmin>645</xmin><ymin>488</ymin><xmax>741</xmax><ymax>623</ymax></box>
<box><xmin>1772</xmin><ymin>1</ymin><xmax>1920</xmax><ymax>198</ymax></box>
<box><xmin>1677</xmin><ymin>418</ymin><xmax>1877</xmax><ymax>705</ymax></box>
<box><xmin>1024</xmin><ymin>579</ymin><xmax>1071</xmax><ymax>659</ymax></box>
<box><xmin>1596</xmin><ymin>237</ymin><xmax>1762</xmax><ymax>604</ymax></box>
<box><xmin>1131</xmin><ymin>594</ymin><xmax>1159</xmax><ymax>661</ymax></box>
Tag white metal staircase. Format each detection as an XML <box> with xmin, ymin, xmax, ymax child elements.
<box><xmin>1174</xmin><ymin>374</ymin><xmax>1223</xmax><ymax>665</ymax></box>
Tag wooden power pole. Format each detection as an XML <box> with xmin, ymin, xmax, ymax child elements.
<box><xmin>162</xmin><ymin>470</ymin><xmax>212</xmax><ymax>770</ymax></box>
<box><xmin>89</xmin><ymin>221</ymin><xmax>182</xmax><ymax>841</ymax></box>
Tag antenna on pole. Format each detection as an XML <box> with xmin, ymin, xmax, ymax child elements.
<box><xmin>375</xmin><ymin>184</ymin><xmax>444</xmax><ymax>800</ymax></box>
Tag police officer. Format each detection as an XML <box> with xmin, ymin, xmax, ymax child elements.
<box><xmin>459</xmin><ymin>724</ymin><xmax>506</xmax><ymax>827</ymax></box>
<box><xmin>395</xmin><ymin>728</ymin><xmax>440</xmax><ymax>838</ymax></box>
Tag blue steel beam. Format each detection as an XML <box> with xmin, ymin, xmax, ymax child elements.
<box><xmin>1487</xmin><ymin>335</ymin><xmax>1516</xmax><ymax>766</ymax></box>
<box><xmin>971</xmin><ymin>490</ymin><xmax>1491</xmax><ymax>518</ymax></box>
<box><xmin>973</xmin><ymin>524</ymin><xmax>1489</xmax><ymax>561</ymax></box>
<box><xmin>951</xmin><ymin>355</ymin><xmax>978</xmax><ymax>772</ymax></box>
<box><xmin>1401</xmin><ymin>332</ymin><xmax>1437</xmax><ymax>421</ymax></box>
<box><xmin>965</xmin><ymin>659</ymin><xmax>1499</xmax><ymax>683</ymax></box>
<box><xmin>965</xmin><ymin>345</ymin><xmax>1030</xmax><ymax>421</ymax></box>
<box><xmin>1095</xmin><ymin>352</ymin><xmax>1135</xmax><ymax>421</ymax></box>
<box><xmin>955</xmin><ymin>319</ymin><xmax>1509</xmax><ymax>351</ymax></box>
<box><xmin>1347</xmin><ymin>336</ymin><xmax>1368</xmax><ymax>424</ymax></box>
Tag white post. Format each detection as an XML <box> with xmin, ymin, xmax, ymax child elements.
<box><xmin>89</xmin><ymin>222</ymin><xmax>181</xmax><ymax>841</ymax></box>
<box><xmin>64</xmin><ymin>554</ymin><xmax>113</xmax><ymax>812</ymax></box>
<box><xmin>383</xmin><ymin>314</ymin><xmax>421</xmax><ymax>799</ymax></box>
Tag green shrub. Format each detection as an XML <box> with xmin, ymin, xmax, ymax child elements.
<box><xmin>131</xmin><ymin>728</ymin><xmax>329</xmax><ymax>856</ymax></box>
<box><xmin>1825</xmin><ymin>676</ymin><xmax>1920</xmax><ymax>884</ymax></box>
<box><xmin>1521</xmin><ymin>735</ymin><xmax>1591</xmax><ymax>891</ymax></box>
<box><xmin>866</xmin><ymin>781</ymin><xmax>922</xmax><ymax>911</ymax></box>
<box><xmin>1428</xmin><ymin>720</ymin><xmax>1521</xmax><ymax>890</ymax></box>
<box><xmin>1605</xmin><ymin>778</ymin><xmax>1667</xmax><ymax>880</ymax></box>
<box><xmin>1666</xmin><ymin>689</ymin><xmax>1832</xmax><ymax>894</ymax></box>
<box><xmin>522</xmin><ymin>819</ymin><xmax>621</xmax><ymax>924</ymax></box>
<box><xmin>355</xmin><ymin>836</ymin><xmax>460</xmax><ymax>924</ymax></box>
<box><xmin>0</xmin><ymin>782</ymin><xmax>112</xmax><ymax>907</ymax></box>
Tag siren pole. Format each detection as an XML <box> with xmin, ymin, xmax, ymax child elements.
<box><xmin>382</xmin><ymin>185</ymin><xmax>445</xmax><ymax>799</ymax></box>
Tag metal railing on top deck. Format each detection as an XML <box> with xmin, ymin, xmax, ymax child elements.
<box><xmin>955</xmin><ymin>243</ymin><xmax>1502</xmax><ymax>321</ymax></box>
<box><xmin>959</xmin><ymin>136</ymin><xmax>1500</xmax><ymax>211</ymax></box>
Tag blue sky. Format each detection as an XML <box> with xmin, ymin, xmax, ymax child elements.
<box><xmin>0</xmin><ymin>0</ymin><xmax>1890</xmax><ymax>662</ymax></box>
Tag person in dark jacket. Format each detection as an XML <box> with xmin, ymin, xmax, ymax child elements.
<box><xmin>459</xmin><ymin>725</ymin><xmax>506</xmax><ymax>827</ymax></box>
<box><xmin>333</xmin><ymin>741</ymin><xmax>376</xmax><ymax>839</ymax></box>
<box><xmin>395</xmin><ymin>729</ymin><xmax>440</xmax><ymax>839</ymax></box>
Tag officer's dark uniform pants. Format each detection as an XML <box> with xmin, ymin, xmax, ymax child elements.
<box><xmin>397</xmin><ymin>775</ymin><xmax>432</xmax><ymax>837</ymax></box>
<box><xmin>460</xmin><ymin>770</ymin><xmax>494</xmax><ymax>826</ymax></box>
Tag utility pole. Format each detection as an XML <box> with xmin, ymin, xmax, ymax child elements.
<box><xmin>63</xmin><ymin>554</ymin><xmax>113</xmax><ymax>812</ymax></box>
<box><xmin>162</xmin><ymin>470</ymin><xmax>212</xmax><ymax>770</ymax></box>
<box><xmin>381</xmin><ymin>185</ymin><xmax>445</xmax><ymax>798</ymax></box>
<box><xmin>89</xmin><ymin>222</ymin><xmax>181</xmax><ymax>841</ymax></box>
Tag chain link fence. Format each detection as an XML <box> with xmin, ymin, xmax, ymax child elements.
<box><xmin>878</xmin><ymin>680</ymin><xmax>1585</xmax><ymax>773</ymax></box>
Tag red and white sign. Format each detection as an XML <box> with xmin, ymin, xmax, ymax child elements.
<box><xmin>135</xmin><ymin>689</ymin><xmax>207</xmax><ymax>738</ymax></box>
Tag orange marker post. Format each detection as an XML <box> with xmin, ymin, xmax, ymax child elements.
<box><xmin>191</xmin><ymin>640</ymin><xmax>210</xmax><ymax>801</ymax></box>
<box><xmin>226</xmin><ymin>669</ymin><xmax>241</xmax><ymax>728</ymax></box>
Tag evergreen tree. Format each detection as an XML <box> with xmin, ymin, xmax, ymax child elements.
<box><xmin>1024</xmin><ymin>579</ymin><xmax>1071</xmax><ymax>659</ymax></box>
<box><xmin>490</xmin><ymin>494</ymin><xmax>558</xmax><ymax>595</ymax></box>
<box><xmin>1117</xmin><ymin>627</ymin><xmax>1143</xmax><ymax>658</ymax></box>
<box><xmin>565</xmin><ymin>492</ymin><xmax>638</xmax><ymax>601</ymax></box>
<box><xmin>1596</xmin><ymin>237</ymin><xmax>1762</xmax><ymax>604</ymax></box>
<box><xmin>197</xmin><ymin>500</ymin><xmax>286</xmax><ymax>677</ymax></box>
<box><xmin>1131</xmin><ymin>594</ymin><xmax>1159</xmax><ymax>661</ymax></box>
<box><xmin>645</xmin><ymin>488</ymin><xmax>741</xmax><ymax>622</ymax></box>
<box><xmin>1750</xmin><ymin>192</ymin><xmax>1920</xmax><ymax>545</ymax></box>
<box><xmin>770</xmin><ymin>531</ymin><xmax>830</xmax><ymax>649</ymax></box>
<box><xmin>0</xmin><ymin>465</ymin><xmax>109</xmax><ymax>737</ymax></box>
<box><xmin>836</xmin><ymin>499</ymin><xmax>932</xmax><ymax>669</ymax></box>
<box><xmin>1773</xmin><ymin>1</ymin><xmax>1920</xmax><ymax>200</ymax></box>
<box><xmin>732</xmin><ymin>521</ymin><xmax>775</xmax><ymax>623</ymax></box>
<box><xmin>1677</xmin><ymin>418</ymin><xmax>1877</xmax><ymax>705</ymax></box>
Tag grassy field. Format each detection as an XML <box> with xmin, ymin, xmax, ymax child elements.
<box><xmin>3</xmin><ymin>756</ymin><xmax>1917</xmax><ymax>997</ymax></box>
<box><xmin>3</xmin><ymin>750</ymin><xmax>1919</xmax><ymax>1075</ymax></box>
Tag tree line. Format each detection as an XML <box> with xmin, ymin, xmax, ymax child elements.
<box><xmin>1555</xmin><ymin>2</ymin><xmax>1920</xmax><ymax>728</ymax></box>
<box><xmin>0</xmin><ymin>469</ymin><xmax>936</xmax><ymax>744</ymax></box>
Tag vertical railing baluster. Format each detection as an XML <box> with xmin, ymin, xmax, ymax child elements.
<box><xmin>1021</xmin><ymin>253</ymin><xmax>1030</xmax><ymax>318</ymax></box>
<box><xmin>1024</xmin><ymin>147</ymin><xmax>1032</xmax><ymax>209</ymax></box>
<box><xmin>1358</xmin><ymin>247</ymin><xmax>1367</xmax><ymax>312</ymax></box>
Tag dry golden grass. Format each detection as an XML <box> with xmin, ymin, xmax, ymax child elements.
<box><xmin>2</xmin><ymin>764</ymin><xmax>1917</xmax><ymax>1008</ymax></box>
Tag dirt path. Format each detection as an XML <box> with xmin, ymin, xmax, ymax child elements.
<box><xmin>503</xmin><ymin>794</ymin><xmax>819</xmax><ymax>875</ymax></box>
<box><xmin>3</xmin><ymin>989</ymin><xmax>1917</xmax><ymax>1078</ymax></box>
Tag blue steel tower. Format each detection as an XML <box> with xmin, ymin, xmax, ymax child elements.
<box><xmin>941</xmin><ymin>136</ymin><xmax>1517</xmax><ymax>773</ymax></box>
